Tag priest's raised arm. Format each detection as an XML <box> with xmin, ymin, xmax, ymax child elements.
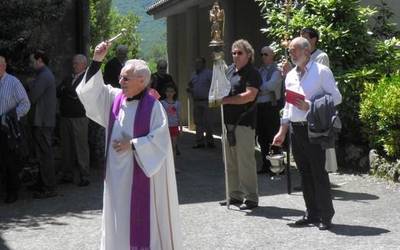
<box><xmin>75</xmin><ymin>41</ymin><xmax>182</xmax><ymax>250</ymax></box>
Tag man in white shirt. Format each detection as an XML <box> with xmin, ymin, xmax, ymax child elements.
<box><xmin>300</xmin><ymin>27</ymin><xmax>330</xmax><ymax>67</ymax></box>
<box><xmin>300</xmin><ymin>27</ymin><xmax>338</xmax><ymax>173</ymax></box>
<box><xmin>272</xmin><ymin>37</ymin><xmax>342</xmax><ymax>230</ymax></box>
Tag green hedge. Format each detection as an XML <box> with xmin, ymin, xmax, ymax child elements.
<box><xmin>360</xmin><ymin>74</ymin><xmax>400</xmax><ymax>159</ymax></box>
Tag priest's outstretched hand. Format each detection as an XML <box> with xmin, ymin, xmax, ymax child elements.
<box><xmin>93</xmin><ymin>41</ymin><xmax>112</xmax><ymax>62</ymax></box>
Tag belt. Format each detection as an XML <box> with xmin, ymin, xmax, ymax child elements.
<box><xmin>291</xmin><ymin>121</ymin><xmax>308</xmax><ymax>126</ymax></box>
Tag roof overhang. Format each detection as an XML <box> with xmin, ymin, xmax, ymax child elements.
<box><xmin>147</xmin><ymin>0</ymin><xmax>213</xmax><ymax>19</ymax></box>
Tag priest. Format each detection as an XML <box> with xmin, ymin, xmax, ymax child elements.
<box><xmin>76</xmin><ymin>41</ymin><xmax>182</xmax><ymax>250</ymax></box>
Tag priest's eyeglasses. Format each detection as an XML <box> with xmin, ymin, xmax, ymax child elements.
<box><xmin>119</xmin><ymin>75</ymin><xmax>134</xmax><ymax>82</ymax></box>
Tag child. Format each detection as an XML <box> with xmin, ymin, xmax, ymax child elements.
<box><xmin>161</xmin><ymin>84</ymin><xmax>181</xmax><ymax>172</ymax></box>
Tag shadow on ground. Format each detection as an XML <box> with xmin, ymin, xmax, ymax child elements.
<box><xmin>244</xmin><ymin>205</ymin><xmax>304</xmax><ymax>221</ymax></box>
<box><xmin>0</xmin><ymin>169</ymin><xmax>103</xmax><ymax>233</ymax></box>
<box><xmin>329</xmin><ymin>224</ymin><xmax>390</xmax><ymax>236</ymax></box>
<box><xmin>175</xmin><ymin>131</ymin><xmax>300</xmax><ymax>205</ymax></box>
<box><xmin>331</xmin><ymin>189</ymin><xmax>379</xmax><ymax>202</ymax></box>
<box><xmin>286</xmin><ymin>222</ymin><xmax>390</xmax><ymax>236</ymax></box>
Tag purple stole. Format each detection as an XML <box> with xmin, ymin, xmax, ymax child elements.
<box><xmin>106</xmin><ymin>91</ymin><xmax>155</xmax><ymax>249</ymax></box>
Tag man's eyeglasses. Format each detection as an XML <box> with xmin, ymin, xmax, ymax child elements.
<box><xmin>261</xmin><ymin>53</ymin><xmax>269</xmax><ymax>57</ymax></box>
<box><xmin>232</xmin><ymin>51</ymin><xmax>243</xmax><ymax>56</ymax></box>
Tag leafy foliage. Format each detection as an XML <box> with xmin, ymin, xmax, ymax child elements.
<box><xmin>258</xmin><ymin>0</ymin><xmax>400</xmax><ymax>174</ymax></box>
<box><xmin>108</xmin><ymin>9</ymin><xmax>141</xmax><ymax>60</ymax></box>
<box><xmin>360</xmin><ymin>73</ymin><xmax>400</xmax><ymax>159</ymax></box>
<box><xmin>89</xmin><ymin>0</ymin><xmax>141</xmax><ymax>61</ymax></box>
<box><xmin>256</xmin><ymin>0</ymin><xmax>376</xmax><ymax>71</ymax></box>
<box><xmin>113</xmin><ymin>0</ymin><xmax>167</xmax><ymax>59</ymax></box>
<box><xmin>89</xmin><ymin>0</ymin><xmax>113</xmax><ymax>47</ymax></box>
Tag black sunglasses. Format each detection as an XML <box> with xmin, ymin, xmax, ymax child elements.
<box><xmin>232</xmin><ymin>51</ymin><xmax>243</xmax><ymax>56</ymax></box>
<box><xmin>261</xmin><ymin>53</ymin><xmax>269</xmax><ymax>57</ymax></box>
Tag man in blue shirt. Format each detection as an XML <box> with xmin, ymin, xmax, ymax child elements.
<box><xmin>256</xmin><ymin>46</ymin><xmax>283</xmax><ymax>175</ymax></box>
<box><xmin>0</xmin><ymin>55</ymin><xmax>30</xmax><ymax>203</ymax></box>
<box><xmin>188</xmin><ymin>57</ymin><xmax>215</xmax><ymax>148</ymax></box>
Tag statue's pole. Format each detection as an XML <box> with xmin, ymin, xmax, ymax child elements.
<box><xmin>209</xmin><ymin>1</ymin><xmax>230</xmax><ymax>208</ymax></box>
<box><xmin>283</xmin><ymin>0</ymin><xmax>292</xmax><ymax>194</ymax></box>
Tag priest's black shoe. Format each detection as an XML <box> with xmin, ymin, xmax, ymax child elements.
<box><xmin>294</xmin><ymin>216</ymin><xmax>320</xmax><ymax>226</ymax></box>
<box><xmin>219</xmin><ymin>198</ymin><xmax>242</xmax><ymax>206</ymax></box>
<box><xmin>239</xmin><ymin>200</ymin><xmax>258</xmax><ymax>210</ymax></box>
<box><xmin>318</xmin><ymin>221</ymin><xmax>332</xmax><ymax>230</ymax></box>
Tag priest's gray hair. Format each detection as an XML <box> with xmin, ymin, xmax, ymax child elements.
<box><xmin>291</xmin><ymin>37</ymin><xmax>311</xmax><ymax>50</ymax></box>
<box><xmin>124</xmin><ymin>59</ymin><xmax>151</xmax><ymax>86</ymax></box>
<box><xmin>73</xmin><ymin>54</ymin><xmax>87</xmax><ymax>66</ymax></box>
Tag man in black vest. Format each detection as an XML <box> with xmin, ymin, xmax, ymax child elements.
<box><xmin>150</xmin><ymin>59</ymin><xmax>176</xmax><ymax>100</ymax></box>
<box><xmin>256</xmin><ymin>46</ymin><xmax>283</xmax><ymax>176</ymax></box>
<box><xmin>57</xmin><ymin>54</ymin><xmax>90</xmax><ymax>187</ymax></box>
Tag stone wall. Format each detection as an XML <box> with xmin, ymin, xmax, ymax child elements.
<box><xmin>4</xmin><ymin>0</ymin><xmax>89</xmax><ymax>85</ymax></box>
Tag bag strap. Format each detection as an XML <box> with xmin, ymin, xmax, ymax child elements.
<box><xmin>226</xmin><ymin>100</ymin><xmax>257</xmax><ymax>132</ymax></box>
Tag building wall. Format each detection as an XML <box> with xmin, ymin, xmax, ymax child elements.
<box><xmin>166</xmin><ymin>0</ymin><xmax>267</xmax><ymax>125</ymax></box>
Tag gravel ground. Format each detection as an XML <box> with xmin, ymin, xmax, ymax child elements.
<box><xmin>1</xmin><ymin>131</ymin><xmax>399</xmax><ymax>250</ymax></box>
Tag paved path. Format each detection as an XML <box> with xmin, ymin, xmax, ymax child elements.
<box><xmin>1</xmin><ymin>131</ymin><xmax>399</xmax><ymax>250</ymax></box>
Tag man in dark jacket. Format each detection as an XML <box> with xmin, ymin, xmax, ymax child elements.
<box><xmin>28</xmin><ymin>50</ymin><xmax>57</xmax><ymax>199</ymax></box>
<box><xmin>57</xmin><ymin>54</ymin><xmax>90</xmax><ymax>187</ymax></box>
<box><xmin>150</xmin><ymin>59</ymin><xmax>176</xmax><ymax>100</ymax></box>
<box><xmin>103</xmin><ymin>45</ymin><xmax>128</xmax><ymax>88</ymax></box>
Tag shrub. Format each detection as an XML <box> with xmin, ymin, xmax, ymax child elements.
<box><xmin>360</xmin><ymin>74</ymin><xmax>400</xmax><ymax>159</ymax></box>
<box><xmin>256</xmin><ymin>0</ymin><xmax>376</xmax><ymax>71</ymax></box>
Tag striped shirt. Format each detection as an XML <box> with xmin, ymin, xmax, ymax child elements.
<box><xmin>0</xmin><ymin>72</ymin><xmax>31</xmax><ymax>119</ymax></box>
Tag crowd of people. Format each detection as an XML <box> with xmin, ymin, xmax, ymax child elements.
<box><xmin>219</xmin><ymin>28</ymin><xmax>342</xmax><ymax>231</ymax></box>
<box><xmin>0</xmin><ymin>26</ymin><xmax>342</xmax><ymax>248</ymax></box>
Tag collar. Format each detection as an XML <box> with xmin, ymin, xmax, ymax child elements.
<box><xmin>260</xmin><ymin>63</ymin><xmax>276</xmax><ymax>70</ymax></box>
<box><xmin>126</xmin><ymin>89</ymin><xmax>146</xmax><ymax>102</ymax></box>
<box><xmin>72</xmin><ymin>71</ymin><xmax>85</xmax><ymax>79</ymax></box>
<box><xmin>295</xmin><ymin>59</ymin><xmax>313</xmax><ymax>74</ymax></box>
<box><xmin>311</xmin><ymin>48</ymin><xmax>318</xmax><ymax>55</ymax></box>
<box><xmin>234</xmin><ymin>62</ymin><xmax>252</xmax><ymax>75</ymax></box>
<box><xmin>36</xmin><ymin>65</ymin><xmax>46</xmax><ymax>75</ymax></box>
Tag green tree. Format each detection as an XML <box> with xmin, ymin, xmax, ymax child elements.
<box><xmin>256</xmin><ymin>0</ymin><xmax>376</xmax><ymax>71</ymax></box>
<box><xmin>89</xmin><ymin>0</ymin><xmax>140</xmax><ymax>60</ymax></box>
<box><xmin>108</xmin><ymin>8</ymin><xmax>140</xmax><ymax>60</ymax></box>
<box><xmin>89</xmin><ymin>0</ymin><xmax>113</xmax><ymax>46</ymax></box>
